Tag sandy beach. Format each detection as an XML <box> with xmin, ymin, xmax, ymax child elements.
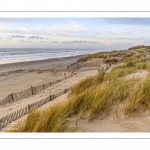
<box><xmin>0</xmin><ymin>55</ymin><xmax>85</xmax><ymax>73</ymax></box>
<box><xmin>0</xmin><ymin>55</ymin><xmax>98</xmax><ymax>131</ymax></box>
<box><xmin>2</xmin><ymin>47</ymin><xmax>150</xmax><ymax>132</ymax></box>
<box><xmin>0</xmin><ymin>55</ymin><xmax>85</xmax><ymax>98</ymax></box>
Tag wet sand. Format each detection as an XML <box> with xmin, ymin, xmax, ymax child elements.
<box><xmin>0</xmin><ymin>55</ymin><xmax>85</xmax><ymax>73</ymax></box>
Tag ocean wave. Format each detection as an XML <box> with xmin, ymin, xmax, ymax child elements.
<box><xmin>0</xmin><ymin>48</ymin><xmax>103</xmax><ymax>64</ymax></box>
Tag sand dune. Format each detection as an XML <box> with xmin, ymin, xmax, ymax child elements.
<box><xmin>1</xmin><ymin>54</ymin><xmax>150</xmax><ymax>132</ymax></box>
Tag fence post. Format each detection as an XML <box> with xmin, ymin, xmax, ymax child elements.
<box><xmin>31</xmin><ymin>86</ymin><xmax>34</xmax><ymax>95</ymax></box>
<box><xmin>28</xmin><ymin>104</ymin><xmax>31</xmax><ymax>111</ymax></box>
<box><xmin>11</xmin><ymin>93</ymin><xmax>14</xmax><ymax>102</ymax></box>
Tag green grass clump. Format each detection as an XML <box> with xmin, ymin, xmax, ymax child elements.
<box><xmin>77</xmin><ymin>52</ymin><xmax>107</xmax><ymax>62</ymax></box>
<box><xmin>123</xmin><ymin>53</ymin><xmax>134</xmax><ymax>59</ymax></box>
<box><xmin>137</xmin><ymin>62</ymin><xmax>148</xmax><ymax>70</ymax></box>
<box><xmin>105</xmin><ymin>67</ymin><xmax>136</xmax><ymax>81</ymax></box>
<box><xmin>104</xmin><ymin>57</ymin><xmax>119</xmax><ymax>64</ymax></box>
<box><xmin>125</xmin><ymin>61</ymin><xmax>135</xmax><ymax>67</ymax></box>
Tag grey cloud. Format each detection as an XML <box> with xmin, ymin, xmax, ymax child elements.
<box><xmin>62</xmin><ymin>41</ymin><xmax>70</xmax><ymax>44</ymax></box>
<box><xmin>72</xmin><ymin>40</ymin><xmax>83</xmax><ymax>43</ymax></box>
<box><xmin>0</xmin><ymin>37</ymin><xmax>2</xmax><ymax>39</ymax></box>
<box><xmin>144</xmin><ymin>42</ymin><xmax>150</xmax><ymax>44</ymax></box>
<box><xmin>61</xmin><ymin>40</ymin><xmax>98</xmax><ymax>44</ymax></box>
<box><xmin>11</xmin><ymin>35</ymin><xmax>26</xmax><ymax>38</ymax></box>
<box><xmin>28</xmin><ymin>36</ymin><xmax>44</xmax><ymax>40</ymax></box>
<box><xmin>20</xmin><ymin>40</ymin><xmax>33</xmax><ymax>43</ymax></box>
<box><xmin>40</xmin><ymin>41</ymin><xmax>47</xmax><ymax>43</ymax></box>
<box><xmin>108</xmin><ymin>37</ymin><xmax>143</xmax><ymax>41</ymax></box>
<box><xmin>126</xmin><ymin>43</ymin><xmax>133</xmax><ymax>44</ymax></box>
<box><xmin>52</xmin><ymin>41</ymin><xmax>59</xmax><ymax>43</ymax></box>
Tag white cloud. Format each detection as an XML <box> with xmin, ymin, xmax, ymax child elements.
<box><xmin>121</xmin><ymin>26</ymin><xmax>150</xmax><ymax>35</ymax></box>
<box><xmin>20</xmin><ymin>27</ymin><xmax>30</xmax><ymax>33</ymax></box>
<box><xmin>0</xmin><ymin>25</ymin><xmax>45</xmax><ymax>35</ymax></box>
<box><xmin>48</xmin><ymin>20</ymin><xmax>83</xmax><ymax>36</ymax></box>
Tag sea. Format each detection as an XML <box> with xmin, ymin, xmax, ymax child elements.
<box><xmin>0</xmin><ymin>48</ymin><xmax>105</xmax><ymax>65</ymax></box>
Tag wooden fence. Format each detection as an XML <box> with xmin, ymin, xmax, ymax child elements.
<box><xmin>0</xmin><ymin>87</ymin><xmax>71</xmax><ymax>129</ymax></box>
<box><xmin>0</xmin><ymin>75</ymin><xmax>71</xmax><ymax>106</ymax></box>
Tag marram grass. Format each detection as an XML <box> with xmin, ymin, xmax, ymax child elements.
<box><xmin>7</xmin><ymin>102</ymin><xmax>79</xmax><ymax>132</ymax></box>
<box><xmin>7</xmin><ymin>52</ymin><xmax>150</xmax><ymax>132</ymax></box>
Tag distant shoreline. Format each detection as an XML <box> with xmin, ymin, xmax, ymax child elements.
<box><xmin>0</xmin><ymin>54</ymin><xmax>85</xmax><ymax>73</ymax></box>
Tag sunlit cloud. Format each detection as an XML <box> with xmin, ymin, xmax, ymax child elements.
<box><xmin>105</xmin><ymin>41</ymin><xmax>113</xmax><ymax>46</ymax></box>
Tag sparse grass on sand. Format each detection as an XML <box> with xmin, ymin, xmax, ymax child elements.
<box><xmin>77</xmin><ymin>45</ymin><xmax>150</xmax><ymax>64</ymax></box>
<box><xmin>7</xmin><ymin>45</ymin><xmax>150</xmax><ymax>132</ymax></box>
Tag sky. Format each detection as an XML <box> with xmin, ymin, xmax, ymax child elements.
<box><xmin>0</xmin><ymin>18</ymin><xmax>150</xmax><ymax>50</ymax></box>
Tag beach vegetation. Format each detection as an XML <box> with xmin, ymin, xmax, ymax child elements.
<box><xmin>7</xmin><ymin>45</ymin><xmax>150</xmax><ymax>132</ymax></box>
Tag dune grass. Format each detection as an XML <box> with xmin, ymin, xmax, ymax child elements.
<box><xmin>77</xmin><ymin>45</ymin><xmax>150</xmax><ymax>64</ymax></box>
<box><xmin>123</xmin><ymin>74</ymin><xmax>150</xmax><ymax>116</ymax></box>
<box><xmin>67</xmin><ymin>69</ymin><xmax>139</xmax><ymax>121</ymax></box>
<box><xmin>67</xmin><ymin>57</ymin><xmax>150</xmax><ymax>121</ymax></box>
<box><xmin>9</xmin><ymin>58</ymin><xmax>150</xmax><ymax>132</ymax></box>
<box><xmin>7</xmin><ymin>46</ymin><xmax>150</xmax><ymax>132</ymax></box>
<box><xmin>7</xmin><ymin>102</ymin><xmax>79</xmax><ymax>132</ymax></box>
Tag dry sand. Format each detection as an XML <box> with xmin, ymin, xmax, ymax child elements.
<box><xmin>0</xmin><ymin>55</ymin><xmax>98</xmax><ymax>131</ymax></box>
<box><xmin>69</xmin><ymin>108</ymin><xmax>150</xmax><ymax>132</ymax></box>
<box><xmin>0</xmin><ymin>70</ymin><xmax>97</xmax><ymax>118</ymax></box>
<box><xmin>0</xmin><ymin>55</ymin><xmax>84</xmax><ymax>99</ymax></box>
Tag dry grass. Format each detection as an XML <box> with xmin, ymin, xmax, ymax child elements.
<box><xmin>77</xmin><ymin>45</ymin><xmax>150</xmax><ymax>65</ymax></box>
<box><xmin>7</xmin><ymin>46</ymin><xmax>150</xmax><ymax>132</ymax></box>
<box><xmin>68</xmin><ymin>57</ymin><xmax>150</xmax><ymax>121</ymax></box>
<box><xmin>7</xmin><ymin>102</ymin><xmax>79</xmax><ymax>132</ymax></box>
<box><xmin>123</xmin><ymin>74</ymin><xmax>150</xmax><ymax>115</ymax></box>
